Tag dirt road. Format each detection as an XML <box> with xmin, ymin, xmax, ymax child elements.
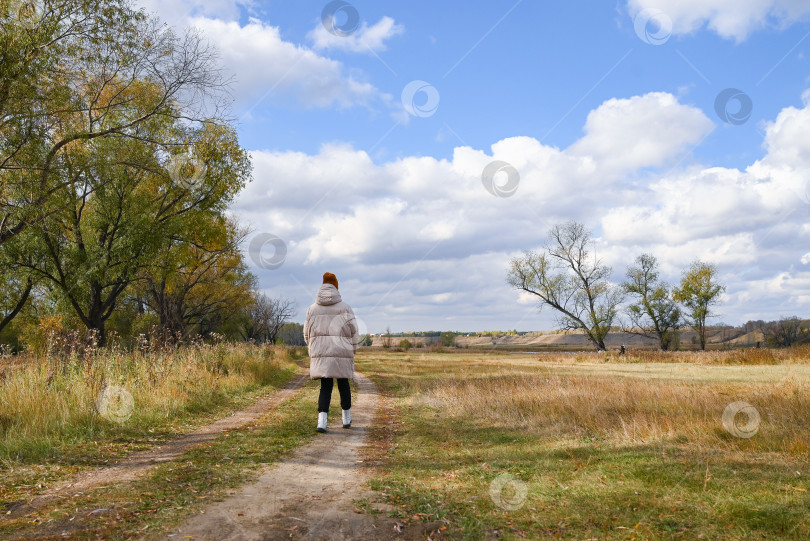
<box><xmin>159</xmin><ymin>372</ymin><xmax>441</xmax><ymax>540</ymax></box>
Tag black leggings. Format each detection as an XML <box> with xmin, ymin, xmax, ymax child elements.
<box><xmin>318</xmin><ymin>378</ymin><xmax>351</xmax><ymax>413</ymax></box>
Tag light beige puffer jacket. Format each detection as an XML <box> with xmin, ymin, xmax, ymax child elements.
<box><xmin>304</xmin><ymin>284</ymin><xmax>358</xmax><ymax>379</ymax></box>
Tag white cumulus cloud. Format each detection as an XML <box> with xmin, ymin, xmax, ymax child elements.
<box><xmin>568</xmin><ymin>92</ymin><xmax>714</xmax><ymax>175</ymax></box>
<box><xmin>133</xmin><ymin>2</ymin><xmax>391</xmax><ymax>112</ymax></box>
<box><xmin>627</xmin><ymin>0</ymin><xmax>810</xmax><ymax>41</ymax></box>
<box><xmin>234</xmin><ymin>88</ymin><xmax>810</xmax><ymax>330</ymax></box>
<box><xmin>190</xmin><ymin>17</ymin><xmax>381</xmax><ymax>110</ymax></box>
<box><xmin>308</xmin><ymin>16</ymin><xmax>405</xmax><ymax>53</ymax></box>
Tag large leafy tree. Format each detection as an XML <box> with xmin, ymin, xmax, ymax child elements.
<box><xmin>137</xmin><ymin>217</ymin><xmax>256</xmax><ymax>339</ymax></box>
<box><xmin>672</xmin><ymin>260</ymin><xmax>725</xmax><ymax>350</ymax></box>
<box><xmin>18</xmin><ymin>102</ymin><xmax>251</xmax><ymax>344</ymax></box>
<box><xmin>2</xmin><ymin>2</ymin><xmax>247</xmax><ymax>345</ymax></box>
<box><xmin>507</xmin><ymin>221</ymin><xmax>624</xmax><ymax>351</ymax></box>
<box><xmin>623</xmin><ymin>253</ymin><xmax>681</xmax><ymax>350</ymax></box>
<box><xmin>1</xmin><ymin>0</ymin><xmax>227</xmax><ymax>245</ymax></box>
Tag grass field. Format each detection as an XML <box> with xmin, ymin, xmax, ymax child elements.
<box><xmin>357</xmin><ymin>349</ymin><xmax>810</xmax><ymax>540</ymax></box>
<box><xmin>1</xmin><ymin>345</ymin><xmax>808</xmax><ymax>539</ymax></box>
<box><xmin>0</xmin><ymin>378</ymin><xmax>326</xmax><ymax>540</ymax></box>
<box><xmin>0</xmin><ymin>343</ymin><xmax>303</xmax><ymax>513</ymax></box>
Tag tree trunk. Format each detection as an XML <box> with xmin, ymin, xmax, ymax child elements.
<box><xmin>587</xmin><ymin>333</ymin><xmax>607</xmax><ymax>351</ymax></box>
<box><xmin>87</xmin><ymin>312</ymin><xmax>107</xmax><ymax>347</ymax></box>
<box><xmin>659</xmin><ymin>330</ymin><xmax>670</xmax><ymax>351</ymax></box>
<box><xmin>151</xmin><ymin>282</ymin><xmax>186</xmax><ymax>338</ymax></box>
<box><xmin>83</xmin><ymin>280</ymin><xmax>119</xmax><ymax>347</ymax></box>
<box><xmin>0</xmin><ymin>277</ymin><xmax>32</xmax><ymax>334</ymax></box>
<box><xmin>699</xmin><ymin>320</ymin><xmax>707</xmax><ymax>350</ymax></box>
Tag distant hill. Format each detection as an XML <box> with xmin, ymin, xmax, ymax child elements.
<box><xmin>370</xmin><ymin>327</ymin><xmax>768</xmax><ymax>351</ymax></box>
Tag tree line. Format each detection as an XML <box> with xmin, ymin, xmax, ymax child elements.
<box><xmin>507</xmin><ymin>221</ymin><xmax>735</xmax><ymax>351</ymax></box>
<box><xmin>0</xmin><ymin>1</ymin><xmax>296</xmax><ymax>350</ymax></box>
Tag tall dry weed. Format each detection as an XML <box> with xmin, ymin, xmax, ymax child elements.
<box><xmin>537</xmin><ymin>345</ymin><xmax>810</xmax><ymax>365</ymax></box>
<box><xmin>0</xmin><ymin>342</ymin><xmax>299</xmax><ymax>458</ymax></box>
<box><xmin>418</xmin><ymin>372</ymin><xmax>809</xmax><ymax>455</ymax></box>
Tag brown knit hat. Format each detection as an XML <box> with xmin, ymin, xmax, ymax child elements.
<box><xmin>322</xmin><ymin>272</ymin><xmax>338</xmax><ymax>289</ymax></box>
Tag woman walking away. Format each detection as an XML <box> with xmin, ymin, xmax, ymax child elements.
<box><xmin>304</xmin><ymin>272</ymin><xmax>359</xmax><ymax>433</ymax></box>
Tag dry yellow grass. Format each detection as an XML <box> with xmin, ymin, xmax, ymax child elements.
<box><xmin>0</xmin><ymin>342</ymin><xmax>299</xmax><ymax>453</ymax></box>
<box><xmin>361</xmin><ymin>348</ymin><xmax>810</xmax><ymax>453</ymax></box>
<box><xmin>419</xmin><ymin>373</ymin><xmax>808</xmax><ymax>453</ymax></box>
<box><xmin>357</xmin><ymin>349</ymin><xmax>810</xmax><ymax>539</ymax></box>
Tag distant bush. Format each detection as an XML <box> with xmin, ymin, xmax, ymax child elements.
<box><xmin>382</xmin><ymin>327</ymin><xmax>392</xmax><ymax>348</ymax></box>
<box><xmin>763</xmin><ymin>316</ymin><xmax>807</xmax><ymax>347</ymax></box>
<box><xmin>399</xmin><ymin>339</ymin><xmax>412</xmax><ymax>350</ymax></box>
<box><xmin>277</xmin><ymin>323</ymin><xmax>305</xmax><ymax>346</ymax></box>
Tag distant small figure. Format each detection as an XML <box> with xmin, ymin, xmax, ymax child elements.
<box><xmin>755</xmin><ymin>341</ymin><xmax>761</xmax><ymax>349</ymax></box>
<box><xmin>619</xmin><ymin>344</ymin><xmax>626</xmax><ymax>355</ymax></box>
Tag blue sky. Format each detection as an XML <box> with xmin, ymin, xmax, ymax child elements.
<box><xmin>139</xmin><ymin>0</ymin><xmax>810</xmax><ymax>333</ymax></box>
<box><xmin>229</xmin><ymin>1</ymin><xmax>809</xmax><ymax>167</ymax></box>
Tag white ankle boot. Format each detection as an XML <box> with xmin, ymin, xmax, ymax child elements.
<box><xmin>316</xmin><ymin>411</ymin><xmax>328</xmax><ymax>433</ymax></box>
<box><xmin>342</xmin><ymin>409</ymin><xmax>351</xmax><ymax>428</ymax></box>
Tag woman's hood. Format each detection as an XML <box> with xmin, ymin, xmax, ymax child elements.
<box><xmin>316</xmin><ymin>284</ymin><xmax>342</xmax><ymax>306</ymax></box>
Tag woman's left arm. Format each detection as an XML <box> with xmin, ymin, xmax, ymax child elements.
<box><xmin>347</xmin><ymin>307</ymin><xmax>360</xmax><ymax>351</ymax></box>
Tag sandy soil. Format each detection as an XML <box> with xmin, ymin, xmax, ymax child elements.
<box><xmin>7</xmin><ymin>373</ymin><xmax>310</xmax><ymax>520</ymax></box>
<box><xmin>158</xmin><ymin>372</ymin><xmax>442</xmax><ymax>540</ymax></box>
